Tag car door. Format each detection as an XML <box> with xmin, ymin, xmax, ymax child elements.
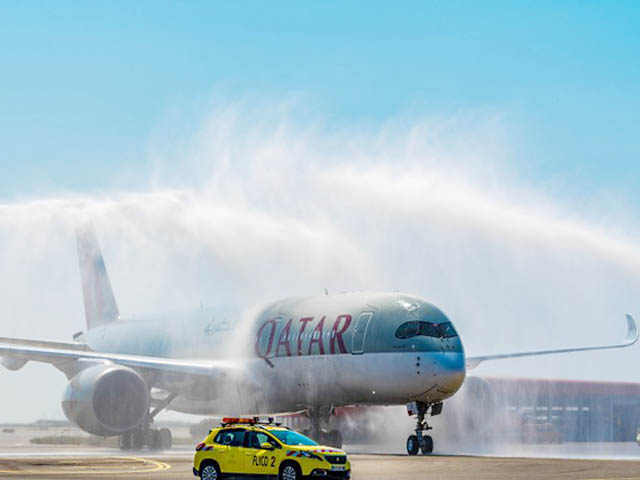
<box><xmin>243</xmin><ymin>431</ymin><xmax>281</xmax><ymax>476</ymax></box>
<box><xmin>214</xmin><ymin>428</ymin><xmax>246</xmax><ymax>474</ymax></box>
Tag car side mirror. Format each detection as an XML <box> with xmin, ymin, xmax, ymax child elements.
<box><xmin>260</xmin><ymin>442</ymin><xmax>275</xmax><ymax>450</ymax></box>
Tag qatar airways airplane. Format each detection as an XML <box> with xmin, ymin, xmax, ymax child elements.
<box><xmin>0</xmin><ymin>225</ymin><xmax>636</xmax><ymax>455</ymax></box>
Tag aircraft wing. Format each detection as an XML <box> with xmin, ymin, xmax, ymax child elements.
<box><xmin>466</xmin><ymin>314</ymin><xmax>638</xmax><ymax>370</ymax></box>
<box><xmin>0</xmin><ymin>337</ymin><xmax>240</xmax><ymax>379</ymax></box>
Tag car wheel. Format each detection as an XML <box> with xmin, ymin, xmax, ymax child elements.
<box><xmin>280</xmin><ymin>462</ymin><xmax>301</xmax><ymax>480</ymax></box>
<box><xmin>420</xmin><ymin>435</ymin><xmax>433</xmax><ymax>455</ymax></box>
<box><xmin>199</xmin><ymin>462</ymin><xmax>220</xmax><ymax>480</ymax></box>
<box><xmin>406</xmin><ymin>435</ymin><xmax>419</xmax><ymax>455</ymax></box>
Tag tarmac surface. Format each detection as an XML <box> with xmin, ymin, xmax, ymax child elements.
<box><xmin>2</xmin><ymin>453</ymin><xmax>640</xmax><ymax>479</ymax></box>
<box><xmin>3</xmin><ymin>426</ymin><xmax>640</xmax><ymax>479</ymax></box>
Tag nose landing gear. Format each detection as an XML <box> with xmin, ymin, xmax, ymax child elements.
<box><xmin>406</xmin><ymin>401</ymin><xmax>441</xmax><ymax>455</ymax></box>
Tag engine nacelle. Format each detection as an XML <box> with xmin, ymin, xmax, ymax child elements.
<box><xmin>0</xmin><ymin>356</ymin><xmax>27</xmax><ymax>371</ymax></box>
<box><xmin>61</xmin><ymin>364</ymin><xmax>149</xmax><ymax>436</ymax></box>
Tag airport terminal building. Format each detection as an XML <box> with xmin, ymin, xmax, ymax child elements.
<box><xmin>484</xmin><ymin>377</ymin><xmax>640</xmax><ymax>442</ymax></box>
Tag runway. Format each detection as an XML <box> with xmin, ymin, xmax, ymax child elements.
<box><xmin>2</xmin><ymin>453</ymin><xmax>640</xmax><ymax>479</ymax></box>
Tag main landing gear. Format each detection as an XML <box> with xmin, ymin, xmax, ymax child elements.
<box><xmin>118</xmin><ymin>425</ymin><xmax>172</xmax><ymax>451</ymax></box>
<box><xmin>118</xmin><ymin>393</ymin><xmax>178</xmax><ymax>451</ymax></box>
<box><xmin>406</xmin><ymin>401</ymin><xmax>442</xmax><ymax>455</ymax></box>
<box><xmin>304</xmin><ymin>406</ymin><xmax>343</xmax><ymax>449</ymax></box>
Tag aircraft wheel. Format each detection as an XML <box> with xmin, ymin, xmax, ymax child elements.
<box><xmin>146</xmin><ymin>429</ymin><xmax>160</xmax><ymax>450</ymax></box>
<box><xmin>131</xmin><ymin>428</ymin><xmax>145</xmax><ymax>450</ymax></box>
<box><xmin>118</xmin><ymin>432</ymin><xmax>131</xmax><ymax>451</ymax></box>
<box><xmin>328</xmin><ymin>429</ymin><xmax>343</xmax><ymax>448</ymax></box>
<box><xmin>406</xmin><ymin>435</ymin><xmax>419</xmax><ymax>455</ymax></box>
<box><xmin>158</xmin><ymin>428</ymin><xmax>172</xmax><ymax>449</ymax></box>
<box><xmin>420</xmin><ymin>435</ymin><xmax>433</xmax><ymax>455</ymax></box>
<box><xmin>315</xmin><ymin>430</ymin><xmax>328</xmax><ymax>444</ymax></box>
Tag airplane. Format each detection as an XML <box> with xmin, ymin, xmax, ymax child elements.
<box><xmin>0</xmin><ymin>225</ymin><xmax>637</xmax><ymax>455</ymax></box>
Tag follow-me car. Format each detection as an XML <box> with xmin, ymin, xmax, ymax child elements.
<box><xmin>194</xmin><ymin>418</ymin><xmax>350</xmax><ymax>480</ymax></box>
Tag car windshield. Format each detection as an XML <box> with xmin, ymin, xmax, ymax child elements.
<box><xmin>269</xmin><ymin>430</ymin><xmax>318</xmax><ymax>446</ymax></box>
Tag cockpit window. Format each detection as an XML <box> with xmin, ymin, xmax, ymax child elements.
<box><xmin>395</xmin><ymin>321</ymin><xmax>420</xmax><ymax>339</ymax></box>
<box><xmin>419</xmin><ymin>322</ymin><xmax>440</xmax><ymax>337</ymax></box>
<box><xmin>438</xmin><ymin>321</ymin><xmax>458</xmax><ymax>338</ymax></box>
<box><xmin>395</xmin><ymin>321</ymin><xmax>458</xmax><ymax>339</ymax></box>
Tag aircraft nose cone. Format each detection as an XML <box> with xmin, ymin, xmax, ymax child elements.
<box><xmin>437</xmin><ymin>352</ymin><xmax>466</xmax><ymax>397</ymax></box>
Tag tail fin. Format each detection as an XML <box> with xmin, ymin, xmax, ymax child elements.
<box><xmin>76</xmin><ymin>224</ymin><xmax>120</xmax><ymax>329</ymax></box>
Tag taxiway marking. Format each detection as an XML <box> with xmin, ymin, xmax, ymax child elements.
<box><xmin>0</xmin><ymin>456</ymin><xmax>171</xmax><ymax>475</ymax></box>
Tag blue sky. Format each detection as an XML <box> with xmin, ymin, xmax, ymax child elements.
<box><xmin>2</xmin><ymin>1</ymin><xmax>640</xmax><ymax>422</ymax></box>
<box><xmin>0</xmin><ymin>1</ymin><xmax>639</xmax><ymax>199</ymax></box>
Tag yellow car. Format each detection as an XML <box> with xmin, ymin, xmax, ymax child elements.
<box><xmin>193</xmin><ymin>418</ymin><xmax>351</xmax><ymax>480</ymax></box>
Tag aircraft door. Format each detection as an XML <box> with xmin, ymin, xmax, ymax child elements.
<box><xmin>351</xmin><ymin>312</ymin><xmax>373</xmax><ymax>354</ymax></box>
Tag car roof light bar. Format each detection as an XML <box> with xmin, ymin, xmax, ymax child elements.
<box><xmin>220</xmin><ymin>417</ymin><xmax>284</xmax><ymax>427</ymax></box>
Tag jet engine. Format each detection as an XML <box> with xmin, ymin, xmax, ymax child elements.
<box><xmin>61</xmin><ymin>364</ymin><xmax>149</xmax><ymax>436</ymax></box>
<box><xmin>0</xmin><ymin>356</ymin><xmax>27</xmax><ymax>371</ymax></box>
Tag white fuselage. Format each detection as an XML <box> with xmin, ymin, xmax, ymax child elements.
<box><xmin>83</xmin><ymin>292</ymin><xmax>467</xmax><ymax>416</ymax></box>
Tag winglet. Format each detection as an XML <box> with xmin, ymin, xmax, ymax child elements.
<box><xmin>625</xmin><ymin>314</ymin><xmax>638</xmax><ymax>344</ymax></box>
